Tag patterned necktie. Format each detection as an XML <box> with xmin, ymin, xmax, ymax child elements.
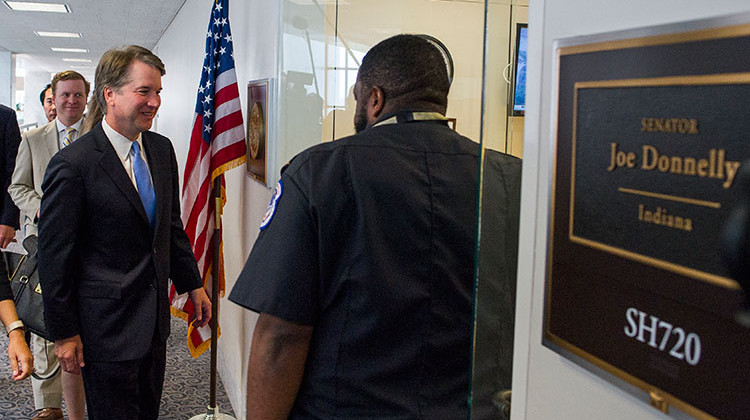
<box><xmin>130</xmin><ymin>142</ymin><xmax>156</xmax><ymax>228</ymax></box>
<box><xmin>62</xmin><ymin>127</ymin><xmax>76</xmax><ymax>148</ymax></box>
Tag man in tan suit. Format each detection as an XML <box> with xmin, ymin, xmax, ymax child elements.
<box><xmin>9</xmin><ymin>70</ymin><xmax>88</xmax><ymax>420</ymax></box>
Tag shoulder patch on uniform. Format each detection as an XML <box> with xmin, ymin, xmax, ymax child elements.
<box><xmin>260</xmin><ymin>181</ymin><xmax>283</xmax><ymax>230</ymax></box>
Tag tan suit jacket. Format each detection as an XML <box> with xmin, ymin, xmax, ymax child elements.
<box><xmin>9</xmin><ymin>120</ymin><xmax>61</xmax><ymax>236</ymax></box>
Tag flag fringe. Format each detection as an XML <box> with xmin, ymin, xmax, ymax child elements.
<box><xmin>170</xmin><ymin>305</ymin><xmax>190</xmax><ymax>321</ymax></box>
<box><xmin>187</xmin><ymin>324</ymin><xmax>222</xmax><ymax>359</ymax></box>
<box><xmin>171</xmin><ymin>302</ymin><xmax>223</xmax><ymax>359</ymax></box>
<box><xmin>211</xmin><ymin>155</ymin><xmax>247</xmax><ymax>184</ymax></box>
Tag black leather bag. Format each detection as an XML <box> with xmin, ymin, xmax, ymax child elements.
<box><xmin>5</xmin><ymin>235</ymin><xmax>49</xmax><ymax>340</ymax></box>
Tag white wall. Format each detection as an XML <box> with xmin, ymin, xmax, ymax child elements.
<box><xmin>513</xmin><ymin>1</ymin><xmax>750</xmax><ymax>419</ymax></box>
<box><xmin>155</xmin><ymin>0</ymin><xmax>280</xmax><ymax>417</ymax></box>
<box><xmin>23</xmin><ymin>71</ymin><xmax>54</xmax><ymax>128</ymax></box>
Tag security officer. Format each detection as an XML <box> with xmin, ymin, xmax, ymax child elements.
<box><xmin>229</xmin><ymin>34</ymin><xmax>520</xmax><ymax>419</ymax></box>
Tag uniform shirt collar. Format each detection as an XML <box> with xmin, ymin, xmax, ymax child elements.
<box><xmin>371</xmin><ymin>110</ymin><xmax>448</xmax><ymax>128</ymax></box>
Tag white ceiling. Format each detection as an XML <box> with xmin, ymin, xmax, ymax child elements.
<box><xmin>0</xmin><ymin>0</ymin><xmax>188</xmax><ymax>81</ymax></box>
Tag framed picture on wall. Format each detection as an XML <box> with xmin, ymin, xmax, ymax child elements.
<box><xmin>246</xmin><ymin>79</ymin><xmax>270</xmax><ymax>183</ymax></box>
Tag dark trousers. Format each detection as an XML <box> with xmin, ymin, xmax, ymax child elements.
<box><xmin>81</xmin><ymin>337</ymin><xmax>167</xmax><ymax>420</ymax></box>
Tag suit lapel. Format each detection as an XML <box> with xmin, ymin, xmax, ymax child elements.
<box><xmin>44</xmin><ymin>115</ymin><xmax>85</xmax><ymax>157</ymax></box>
<box><xmin>43</xmin><ymin>121</ymin><xmax>59</xmax><ymax>159</ymax></box>
<box><xmin>93</xmin><ymin>125</ymin><xmax>150</xmax><ymax>225</ymax></box>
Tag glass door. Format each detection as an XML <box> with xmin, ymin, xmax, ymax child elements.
<box><xmin>470</xmin><ymin>1</ymin><xmax>527</xmax><ymax>418</ymax></box>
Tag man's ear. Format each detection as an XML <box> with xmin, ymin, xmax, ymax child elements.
<box><xmin>103</xmin><ymin>86</ymin><xmax>116</xmax><ymax>107</ymax></box>
<box><xmin>366</xmin><ymin>86</ymin><xmax>385</xmax><ymax>124</ymax></box>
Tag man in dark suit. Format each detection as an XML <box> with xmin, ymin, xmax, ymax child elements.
<box><xmin>0</xmin><ymin>104</ymin><xmax>29</xmax><ymax>382</ymax></box>
<box><xmin>38</xmin><ymin>45</ymin><xmax>211</xmax><ymax>420</ymax></box>
<box><xmin>0</xmin><ymin>104</ymin><xmax>20</xmax><ymax>247</ymax></box>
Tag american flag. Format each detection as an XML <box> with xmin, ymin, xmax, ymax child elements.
<box><xmin>169</xmin><ymin>0</ymin><xmax>246</xmax><ymax>358</ymax></box>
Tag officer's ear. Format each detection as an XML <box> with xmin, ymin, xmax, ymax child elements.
<box><xmin>366</xmin><ymin>85</ymin><xmax>385</xmax><ymax>123</ymax></box>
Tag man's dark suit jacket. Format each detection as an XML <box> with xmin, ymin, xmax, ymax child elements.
<box><xmin>0</xmin><ymin>105</ymin><xmax>21</xmax><ymax>229</ymax></box>
<box><xmin>38</xmin><ymin>122</ymin><xmax>202</xmax><ymax>362</ymax></box>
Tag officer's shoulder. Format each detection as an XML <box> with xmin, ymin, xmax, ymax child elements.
<box><xmin>282</xmin><ymin>136</ymin><xmax>355</xmax><ymax>176</ymax></box>
<box><xmin>484</xmin><ymin>148</ymin><xmax>522</xmax><ymax>165</ymax></box>
<box><xmin>483</xmin><ymin>148</ymin><xmax>522</xmax><ymax>184</ymax></box>
<box><xmin>281</xmin><ymin>146</ymin><xmax>317</xmax><ymax>178</ymax></box>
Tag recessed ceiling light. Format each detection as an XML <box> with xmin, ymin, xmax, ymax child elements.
<box><xmin>35</xmin><ymin>31</ymin><xmax>80</xmax><ymax>38</ymax></box>
<box><xmin>69</xmin><ymin>65</ymin><xmax>93</xmax><ymax>69</ymax></box>
<box><xmin>62</xmin><ymin>58</ymin><xmax>91</xmax><ymax>63</ymax></box>
<box><xmin>51</xmin><ymin>47</ymin><xmax>88</xmax><ymax>53</ymax></box>
<box><xmin>4</xmin><ymin>1</ymin><xmax>70</xmax><ymax>13</ymax></box>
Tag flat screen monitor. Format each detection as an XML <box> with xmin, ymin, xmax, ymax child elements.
<box><xmin>512</xmin><ymin>23</ymin><xmax>528</xmax><ymax>116</ymax></box>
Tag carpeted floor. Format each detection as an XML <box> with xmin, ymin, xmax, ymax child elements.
<box><xmin>0</xmin><ymin>316</ymin><xmax>235</xmax><ymax>419</ymax></box>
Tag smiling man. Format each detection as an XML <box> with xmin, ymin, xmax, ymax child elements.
<box><xmin>11</xmin><ymin>71</ymin><xmax>89</xmax><ymax>236</ymax></box>
<box><xmin>37</xmin><ymin>45</ymin><xmax>211</xmax><ymax>420</ymax></box>
<box><xmin>9</xmin><ymin>70</ymin><xmax>89</xmax><ymax>420</ymax></box>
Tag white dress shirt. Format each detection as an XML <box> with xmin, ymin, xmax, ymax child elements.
<box><xmin>101</xmin><ymin>119</ymin><xmax>152</xmax><ymax>191</ymax></box>
<box><xmin>55</xmin><ymin>117</ymin><xmax>84</xmax><ymax>149</ymax></box>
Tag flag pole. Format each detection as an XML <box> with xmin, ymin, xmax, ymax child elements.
<box><xmin>189</xmin><ymin>176</ymin><xmax>235</xmax><ymax>420</ymax></box>
<box><xmin>210</xmin><ymin>175</ymin><xmax>221</xmax><ymax>408</ymax></box>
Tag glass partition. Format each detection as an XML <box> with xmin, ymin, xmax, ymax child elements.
<box><xmin>279</xmin><ymin>0</ymin><xmax>487</xmax><ymax>160</ymax></box>
<box><xmin>278</xmin><ymin>1</ymin><xmax>524</xmax><ymax>418</ymax></box>
<box><xmin>470</xmin><ymin>1</ymin><xmax>527</xmax><ymax>418</ymax></box>
<box><xmin>278</xmin><ymin>0</ymin><xmax>327</xmax><ymax>177</ymax></box>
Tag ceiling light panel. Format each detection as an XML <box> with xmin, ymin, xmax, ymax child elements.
<box><xmin>62</xmin><ymin>58</ymin><xmax>91</xmax><ymax>62</ymax></box>
<box><xmin>4</xmin><ymin>1</ymin><xmax>70</xmax><ymax>13</ymax></box>
<box><xmin>51</xmin><ymin>47</ymin><xmax>88</xmax><ymax>53</ymax></box>
<box><xmin>35</xmin><ymin>31</ymin><xmax>80</xmax><ymax>38</ymax></box>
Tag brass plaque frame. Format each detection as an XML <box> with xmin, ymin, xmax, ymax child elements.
<box><xmin>544</xmin><ymin>16</ymin><xmax>750</xmax><ymax>420</ymax></box>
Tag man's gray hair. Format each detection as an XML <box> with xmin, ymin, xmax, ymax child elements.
<box><xmin>83</xmin><ymin>45</ymin><xmax>165</xmax><ymax>133</ymax></box>
<box><xmin>94</xmin><ymin>45</ymin><xmax>165</xmax><ymax>112</ymax></box>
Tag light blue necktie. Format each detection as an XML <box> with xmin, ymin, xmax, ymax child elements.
<box><xmin>130</xmin><ymin>142</ymin><xmax>156</xmax><ymax>228</ymax></box>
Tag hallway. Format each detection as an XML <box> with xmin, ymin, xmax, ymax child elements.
<box><xmin>0</xmin><ymin>316</ymin><xmax>235</xmax><ymax>419</ymax></box>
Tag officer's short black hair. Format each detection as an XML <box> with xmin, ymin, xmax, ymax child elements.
<box><xmin>357</xmin><ymin>34</ymin><xmax>451</xmax><ymax>111</ymax></box>
<box><xmin>39</xmin><ymin>83</ymin><xmax>52</xmax><ymax>105</ymax></box>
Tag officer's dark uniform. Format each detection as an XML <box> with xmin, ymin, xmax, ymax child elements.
<box><xmin>229</xmin><ymin>111</ymin><xmax>518</xmax><ymax>419</ymax></box>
